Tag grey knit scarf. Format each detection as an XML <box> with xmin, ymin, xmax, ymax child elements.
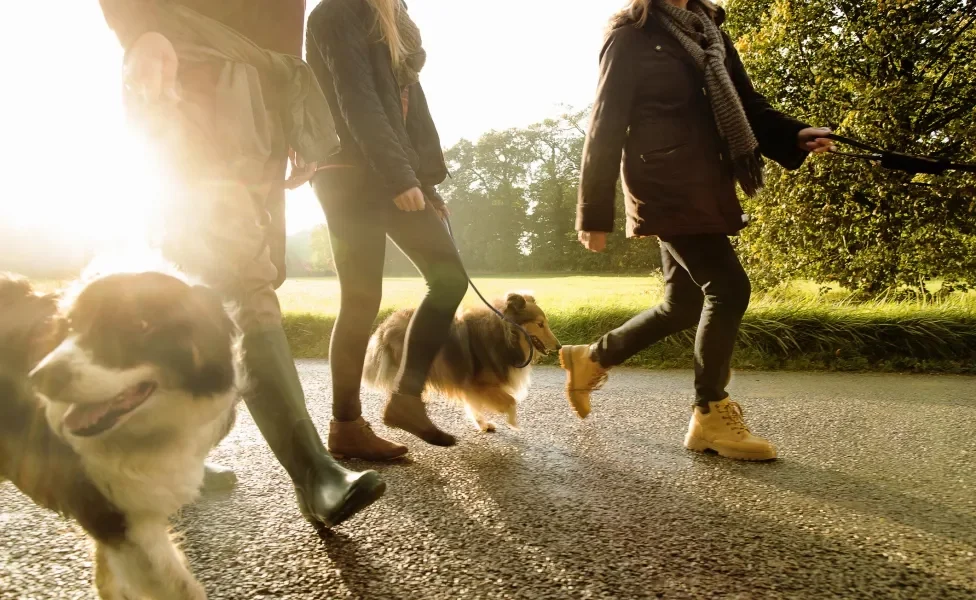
<box><xmin>393</xmin><ymin>3</ymin><xmax>425</xmax><ymax>89</ymax></box>
<box><xmin>653</xmin><ymin>0</ymin><xmax>764</xmax><ymax>196</ymax></box>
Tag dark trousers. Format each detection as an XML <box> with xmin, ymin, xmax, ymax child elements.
<box><xmin>313</xmin><ymin>171</ymin><xmax>468</xmax><ymax>421</ymax></box>
<box><xmin>592</xmin><ymin>234</ymin><xmax>751</xmax><ymax>407</ymax></box>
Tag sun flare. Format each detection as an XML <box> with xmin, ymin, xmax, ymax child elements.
<box><xmin>2</xmin><ymin>2</ymin><xmax>323</xmax><ymax>265</ymax></box>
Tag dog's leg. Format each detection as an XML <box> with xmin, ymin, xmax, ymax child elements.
<box><xmin>468</xmin><ymin>387</ymin><xmax>519</xmax><ymax>431</ymax></box>
<box><xmin>105</xmin><ymin>520</ymin><xmax>206</xmax><ymax>600</ymax></box>
<box><xmin>94</xmin><ymin>542</ymin><xmax>133</xmax><ymax>600</ymax></box>
<box><xmin>490</xmin><ymin>389</ymin><xmax>518</xmax><ymax>430</ymax></box>
<box><xmin>464</xmin><ymin>402</ymin><xmax>496</xmax><ymax>433</ymax></box>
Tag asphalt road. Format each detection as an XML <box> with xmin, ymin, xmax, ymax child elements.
<box><xmin>2</xmin><ymin>364</ymin><xmax>975</xmax><ymax>599</ymax></box>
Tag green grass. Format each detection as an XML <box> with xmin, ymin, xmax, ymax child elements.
<box><xmin>278</xmin><ymin>276</ymin><xmax>976</xmax><ymax>374</ymax></box>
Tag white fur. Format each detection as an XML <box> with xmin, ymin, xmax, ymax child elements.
<box><xmin>67</xmin><ymin>381</ymin><xmax>237</xmax><ymax>599</ymax></box>
<box><xmin>33</xmin><ymin>336</ymin><xmax>158</xmax><ymax>408</ymax></box>
<box><xmin>38</xmin><ymin>336</ymin><xmax>241</xmax><ymax>600</ymax></box>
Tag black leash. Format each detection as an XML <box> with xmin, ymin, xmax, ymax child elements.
<box><xmin>827</xmin><ymin>133</ymin><xmax>976</xmax><ymax>175</ymax></box>
<box><xmin>439</xmin><ymin>213</ymin><xmax>534</xmax><ymax>369</ymax></box>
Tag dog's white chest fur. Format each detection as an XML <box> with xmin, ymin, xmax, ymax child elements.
<box><xmin>71</xmin><ymin>391</ymin><xmax>236</xmax><ymax>517</ymax></box>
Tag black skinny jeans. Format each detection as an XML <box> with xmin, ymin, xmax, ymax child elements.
<box><xmin>592</xmin><ymin>234</ymin><xmax>751</xmax><ymax>408</ymax></box>
<box><xmin>312</xmin><ymin>170</ymin><xmax>467</xmax><ymax>421</ymax></box>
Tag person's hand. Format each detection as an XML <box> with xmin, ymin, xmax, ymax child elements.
<box><xmin>124</xmin><ymin>32</ymin><xmax>180</xmax><ymax>104</ymax></box>
<box><xmin>797</xmin><ymin>127</ymin><xmax>836</xmax><ymax>153</ymax></box>
<box><xmin>578</xmin><ymin>231</ymin><xmax>607</xmax><ymax>253</ymax></box>
<box><xmin>394</xmin><ymin>187</ymin><xmax>425</xmax><ymax>212</ymax></box>
<box><xmin>284</xmin><ymin>148</ymin><xmax>317</xmax><ymax>190</ymax></box>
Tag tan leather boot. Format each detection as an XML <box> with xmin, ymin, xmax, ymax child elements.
<box><xmin>558</xmin><ymin>345</ymin><xmax>608</xmax><ymax>419</ymax></box>
<box><xmin>684</xmin><ymin>397</ymin><xmax>777</xmax><ymax>461</ymax></box>
<box><xmin>328</xmin><ymin>417</ymin><xmax>409</xmax><ymax>461</ymax></box>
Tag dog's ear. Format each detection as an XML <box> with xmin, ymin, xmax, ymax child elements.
<box><xmin>181</xmin><ymin>285</ymin><xmax>237</xmax><ymax>395</ymax></box>
<box><xmin>505</xmin><ymin>293</ymin><xmax>526</xmax><ymax>311</ymax></box>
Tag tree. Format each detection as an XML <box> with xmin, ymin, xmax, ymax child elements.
<box><xmin>440</xmin><ymin>131</ymin><xmax>533</xmax><ymax>272</ymax></box>
<box><xmin>307</xmin><ymin>225</ymin><xmax>334</xmax><ymax>274</ymax></box>
<box><xmin>725</xmin><ymin>0</ymin><xmax>976</xmax><ymax>294</ymax></box>
<box><xmin>441</xmin><ymin>111</ymin><xmax>662</xmax><ymax>274</ymax></box>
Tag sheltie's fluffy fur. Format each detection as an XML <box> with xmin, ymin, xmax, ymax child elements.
<box><xmin>0</xmin><ymin>270</ymin><xmax>241</xmax><ymax>599</ymax></box>
<box><xmin>363</xmin><ymin>293</ymin><xmax>561</xmax><ymax>432</ymax></box>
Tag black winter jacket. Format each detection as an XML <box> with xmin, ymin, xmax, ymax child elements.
<box><xmin>577</xmin><ymin>10</ymin><xmax>810</xmax><ymax>239</ymax></box>
<box><xmin>306</xmin><ymin>0</ymin><xmax>448</xmax><ymax>203</ymax></box>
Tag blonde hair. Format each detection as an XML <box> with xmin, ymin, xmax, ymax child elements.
<box><xmin>609</xmin><ymin>0</ymin><xmax>652</xmax><ymax>30</ymax></box>
<box><xmin>366</xmin><ymin>0</ymin><xmax>406</xmax><ymax>68</ymax></box>
<box><xmin>608</xmin><ymin>0</ymin><xmax>717</xmax><ymax>31</ymax></box>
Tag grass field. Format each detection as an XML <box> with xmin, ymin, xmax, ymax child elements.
<box><xmin>277</xmin><ymin>275</ymin><xmax>976</xmax><ymax>374</ymax></box>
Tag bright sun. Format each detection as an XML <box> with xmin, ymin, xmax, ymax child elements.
<box><xmin>3</xmin><ymin>2</ymin><xmax>323</xmax><ymax>257</ymax></box>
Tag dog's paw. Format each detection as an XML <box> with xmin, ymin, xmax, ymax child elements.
<box><xmin>504</xmin><ymin>406</ymin><xmax>518</xmax><ymax>429</ymax></box>
<box><xmin>481</xmin><ymin>421</ymin><xmax>497</xmax><ymax>433</ymax></box>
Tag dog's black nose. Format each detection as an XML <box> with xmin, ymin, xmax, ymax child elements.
<box><xmin>30</xmin><ymin>360</ymin><xmax>73</xmax><ymax>399</ymax></box>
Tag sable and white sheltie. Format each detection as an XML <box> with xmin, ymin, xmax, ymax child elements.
<box><xmin>364</xmin><ymin>293</ymin><xmax>561</xmax><ymax>432</ymax></box>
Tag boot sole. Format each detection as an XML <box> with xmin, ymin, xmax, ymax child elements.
<box><xmin>381</xmin><ymin>418</ymin><xmax>457</xmax><ymax>447</ymax></box>
<box><xmin>684</xmin><ymin>435</ymin><xmax>777</xmax><ymax>461</ymax></box>
<box><xmin>558</xmin><ymin>348</ymin><xmax>591</xmax><ymax>419</ymax></box>
<box><xmin>329</xmin><ymin>449</ymin><xmax>410</xmax><ymax>462</ymax></box>
<box><xmin>298</xmin><ymin>471</ymin><xmax>388</xmax><ymax>529</ymax></box>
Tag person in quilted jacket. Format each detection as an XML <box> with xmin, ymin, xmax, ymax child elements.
<box><xmin>305</xmin><ymin>0</ymin><xmax>467</xmax><ymax>459</ymax></box>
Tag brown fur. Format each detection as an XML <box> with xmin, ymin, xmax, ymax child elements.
<box><xmin>0</xmin><ymin>275</ymin><xmax>126</xmax><ymax>542</ymax></box>
<box><xmin>363</xmin><ymin>292</ymin><xmax>561</xmax><ymax>432</ymax></box>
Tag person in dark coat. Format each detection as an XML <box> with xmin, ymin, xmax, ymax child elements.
<box><xmin>98</xmin><ymin>0</ymin><xmax>387</xmax><ymax>529</ymax></box>
<box><xmin>558</xmin><ymin>0</ymin><xmax>834</xmax><ymax>461</ymax></box>
<box><xmin>305</xmin><ymin>0</ymin><xmax>467</xmax><ymax>459</ymax></box>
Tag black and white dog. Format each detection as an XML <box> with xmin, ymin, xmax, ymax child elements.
<box><xmin>0</xmin><ymin>269</ymin><xmax>241</xmax><ymax>599</ymax></box>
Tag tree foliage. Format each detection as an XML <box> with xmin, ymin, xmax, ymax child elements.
<box><xmin>726</xmin><ymin>0</ymin><xmax>976</xmax><ymax>294</ymax></box>
<box><xmin>438</xmin><ymin>110</ymin><xmax>661</xmax><ymax>274</ymax></box>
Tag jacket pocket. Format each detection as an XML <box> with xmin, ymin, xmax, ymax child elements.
<box><xmin>639</xmin><ymin>143</ymin><xmax>687</xmax><ymax>163</ymax></box>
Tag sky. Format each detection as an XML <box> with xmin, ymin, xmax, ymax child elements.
<box><xmin>1</xmin><ymin>0</ymin><xmax>624</xmax><ymax>246</ymax></box>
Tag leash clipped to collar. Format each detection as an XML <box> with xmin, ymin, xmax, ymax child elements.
<box><xmin>827</xmin><ymin>133</ymin><xmax>976</xmax><ymax>175</ymax></box>
<box><xmin>440</xmin><ymin>214</ymin><xmax>534</xmax><ymax>369</ymax></box>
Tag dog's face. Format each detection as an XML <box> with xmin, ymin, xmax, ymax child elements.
<box><xmin>29</xmin><ymin>272</ymin><xmax>238</xmax><ymax>444</ymax></box>
<box><xmin>502</xmin><ymin>293</ymin><xmax>561</xmax><ymax>356</ymax></box>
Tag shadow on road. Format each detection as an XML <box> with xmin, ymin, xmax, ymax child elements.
<box><xmin>707</xmin><ymin>456</ymin><xmax>976</xmax><ymax>547</ymax></box>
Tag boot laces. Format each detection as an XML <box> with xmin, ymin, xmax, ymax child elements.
<box><xmin>720</xmin><ymin>401</ymin><xmax>750</xmax><ymax>435</ymax></box>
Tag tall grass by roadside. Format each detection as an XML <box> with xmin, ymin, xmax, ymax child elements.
<box><xmin>280</xmin><ymin>277</ymin><xmax>976</xmax><ymax>374</ymax></box>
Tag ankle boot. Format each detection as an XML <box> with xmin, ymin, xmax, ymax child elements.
<box><xmin>329</xmin><ymin>417</ymin><xmax>409</xmax><ymax>461</ymax></box>
<box><xmin>558</xmin><ymin>345</ymin><xmax>609</xmax><ymax>419</ymax></box>
<box><xmin>382</xmin><ymin>393</ymin><xmax>456</xmax><ymax>447</ymax></box>
<box><xmin>242</xmin><ymin>327</ymin><xmax>386</xmax><ymax>528</ymax></box>
<box><xmin>684</xmin><ymin>397</ymin><xmax>777</xmax><ymax>461</ymax></box>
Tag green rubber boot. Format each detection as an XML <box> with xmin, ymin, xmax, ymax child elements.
<box><xmin>242</xmin><ymin>327</ymin><xmax>385</xmax><ymax>528</ymax></box>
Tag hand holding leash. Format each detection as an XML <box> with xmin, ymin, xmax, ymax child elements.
<box><xmin>284</xmin><ymin>149</ymin><xmax>318</xmax><ymax>190</ymax></box>
<box><xmin>797</xmin><ymin>127</ymin><xmax>836</xmax><ymax>153</ymax></box>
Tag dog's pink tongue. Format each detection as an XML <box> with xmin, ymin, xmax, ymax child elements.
<box><xmin>63</xmin><ymin>402</ymin><xmax>115</xmax><ymax>433</ymax></box>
